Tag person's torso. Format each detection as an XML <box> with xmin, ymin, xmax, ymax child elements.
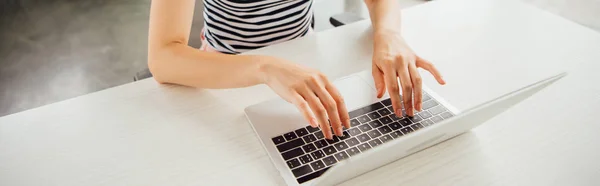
<box><xmin>202</xmin><ymin>0</ymin><xmax>314</xmax><ymax>54</ymax></box>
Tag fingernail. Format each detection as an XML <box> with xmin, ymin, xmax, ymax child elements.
<box><xmin>396</xmin><ymin>109</ymin><xmax>403</xmax><ymax>116</ymax></box>
<box><xmin>310</xmin><ymin>118</ymin><xmax>318</xmax><ymax>128</ymax></box>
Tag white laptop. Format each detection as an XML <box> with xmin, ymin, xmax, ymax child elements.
<box><xmin>244</xmin><ymin>70</ymin><xmax>565</xmax><ymax>186</ymax></box>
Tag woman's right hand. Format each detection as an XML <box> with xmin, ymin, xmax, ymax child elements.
<box><xmin>258</xmin><ymin>56</ymin><xmax>350</xmax><ymax>140</ymax></box>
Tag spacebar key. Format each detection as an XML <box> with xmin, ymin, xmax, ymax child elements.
<box><xmin>349</xmin><ymin>102</ymin><xmax>385</xmax><ymax>118</ymax></box>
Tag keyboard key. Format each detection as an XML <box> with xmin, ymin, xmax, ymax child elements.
<box><xmin>358</xmin><ymin>124</ymin><xmax>372</xmax><ymax>132</ymax></box>
<box><xmin>295</xmin><ymin>128</ymin><xmax>309</xmax><ymax>137</ymax></box>
<box><xmin>418</xmin><ymin>111</ymin><xmax>433</xmax><ymax>119</ymax></box>
<box><xmin>287</xmin><ymin>158</ymin><xmax>301</xmax><ymax>169</ymax></box>
<box><xmin>409</xmin><ymin>115</ymin><xmax>423</xmax><ymax>123</ymax></box>
<box><xmin>379</xmin><ymin>116</ymin><xmax>393</xmax><ymax>124</ymax></box>
<box><xmin>399</xmin><ymin>118</ymin><xmax>413</xmax><ymax>127</ymax></box>
<box><xmin>422</xmin><ymin>119</ymin><xmax>434</xmax><ymax>126</ymax></box>
<box><xmin>357</xmin><ymin>133</ymin><xmax>371</xmax><ymax>143</ymax></box>
<box><xmin>368</xmin><ymin>138</ymin><xmax>383</xmax><ymax>147</ymax></box>
<box><xmin>314</xmin><ymin>139</ymin><xmax>328</xmax><ymax>149</ymax></box>
<box><xmin>349</xmin><ymin>102</ymin><xmax>386</xmax><ymax>118</ymax></box>
<box><xmin>390</xmin><ymin>130</ymin><xmax>404</xmax><ymax>139</ymax></box>
<box><xmin>440</xmin><ymin>112</ymin><xmax>454</xmax><ymax>119</ymax></box>
<box><xmin>299</xmin><ymin>154</ymin><xmax>313</xmax><ymax>164</ymax></box>
<box><xmin>350</xmin><ymin>119</ymin><xmax>361</xmax><ymax>127</ymax></box>
<box><xmin>357</xmin><ymin>143</ymin><xmax>372</xmax><ymax>151</ymax></box>
<box><xmin>377</xmin><ymin>126</ymin><xmax>393</xmax><ymax>134</ymax></box>
<box><xmin>323</xmin><ymin>146</ymin><xmax>337</xmax><ymax>155</ymax></box>
<box><xmin>346</xmin><ymin>147</ymin><xmax>360</xmax><ymax>156</ymax></box>
<box><xmin>310</xmin><ymin>160</ymin><xmax>326</xmax><ymax>171</ymax></box>
<box><xmin>303</xmin><ymin>134</ymin><xmax>317</xmax><ymax>143</ymax></box>
<box><xmin>429</xmin><ymin>105</ymin><xmax>447</xmax><ymax>115</ymax></box>
<box><xmin>423</xmin><ymin>93</ymin><xmax>432</xmax><ymax>101</ymax></box>
<box><xmin>381</xmin><ymin>98</ymin><xmax>392</xmax><ymax>106</ymax></box>
<box><xmin>369</xmin><ymin>120</ymin><xmax>383</xmax><ymax>128</ymax></box>
<box><xmin>292</xmin><ymin>165</ymin><xmax>313</xmax><ymax>177</ymax></box>
<box><xmin>338</xmin><ymin>131</ymin><xmax>350</xmax><ymax>140</ymax></box>
<box><xmin>296</xmin><ymin>167</ymin><xmax>330</xmax><ymax>184</ymax></box>
<box><xmin>389</xmin><ymin>122</ymin><xmax>403</xmax><ymax>130</ymax></box>
<box><xmin>379</xmin><ymin>134</ymin><xmax>393</xmax><ymax>143</ymax></box>
<box><xmin>389</xmin><ymin>114</ymin><xmax>402</xmax><ymax>121</ymax></box>
<box><xmin>346</xmin><ymin>137</ymin><xmax>360</xmax><ymax>147</ymax></box>
<box><xmin>326</xmin><ymin>136</ymin><xmax>340</xmax><ymax>144</ymax></box>
<box><xmin>272</xmin><ymin>136</ymin><xmax>286</xmax><ymax>145</ymax></box>
<box><xmin>282</xmin><ymin>147</ymin><xmax>305</xmax><ymax>160</ymax></box>
<box><xmin>334</xmin><ymin>141</ymin><xmax>349</xmax><ymax>151</ymax></box>
<box><xmin>302</xmin><ymin>143</ymin><xmax>317</xmax><ymax>153</ymax></box>
<box><xmin>357</xmin><ymin>115</ymin><xmax>370</xmax><ymax>123</ymax></box>
<box><xmin>322</xmin><ymin>156</ymin><xmax>337</xmax><ymax>166</ymax></box>
<box><xmin>314</xmin><ymin>131</ymin><xmax>325</xmax><ymax>139</ymax></box>
<box><xmin>306</xmin><ymin>125</ymin><xmax>320</xmax><ymax>133</ymax></box>
<box><xmin>378</xmin><ymin>108</ymin><xmax>392</xmax><ymax>116</ymax></box>
<box><xmin>348</xmin><ymin>128</ymin><xmax>362</xmax><ymax>136</ymax></box>
<box><xmin>412</xmin><ymin>123</ymin><xmax>424</xmax><ymax>130</ymax></box>
<box><xmin>334</xmin><ymin>151</ymin><xmax>349</xmax><ymax>161</ymax></box>
<box><xmin>311</xmin><ymin>150</ymin><xmax>325</xmax><ymax>160</ymax></box>
<box><xmin>284</xmin><ymin>131</ymin><xmax>298</xmax><ymax>141</ymax></box>
<box><xmin>367</xmin><ymin>130</ymin><xmax>382</xmax><ymax>138</ymax></box>
<box><xmin>431</xmin><ymin>116</ymin><xmax>444</xmax><ymax>123</ymax></box>
<box><xmin>367</xmin><ymin>112</ymin><xmax>382</xmax><ymax>120</ymax></box>
<box><xmin>422</xmin><ymin>100</ymin><xmax>439</xmax><ymax>110</ymax></box>
<box><xmin>401</xmin><ymin>127</ymin><xmax>414</xmax><ymax>134</ymax></box>
<box><xmin>277</xmin><ymin>138</ymin><xmax>305</xmax><ymax>152</ymax></box>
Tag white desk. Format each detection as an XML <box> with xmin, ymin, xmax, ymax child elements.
<box><xmin>2</xmin><ymin>0</ymin><xmax>600</xmax><ymax>185</ymax></box>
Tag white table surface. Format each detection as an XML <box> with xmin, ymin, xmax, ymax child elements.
<box><xmin>2</xmin><ymin>0</ymin><xmax>600</xmax><ymax>185</ymax></box>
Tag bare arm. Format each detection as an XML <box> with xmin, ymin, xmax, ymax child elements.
<box><xmin>148</xmin><ymin>0</ymin><xmax>350</xmax><ymax>138</ymax></box>
<box><xmin>363</xmin><ymin>0</ymin><xmax>401</xmax><ymax>33</ymax></box>
<box><xmin>148</xmin><ymin>0</ymin><xmax>269</xmax><ymax>88</ymax></box>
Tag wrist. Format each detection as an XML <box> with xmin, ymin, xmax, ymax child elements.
<box><xmin>374</xmin><ymin>27</ymin><xmax>401</xmax><ymax>37</ymax></box>
<box><xmin>250</xmin><ymin>55</ymin><xmax>278</xmax><ymax>85</ymax></box>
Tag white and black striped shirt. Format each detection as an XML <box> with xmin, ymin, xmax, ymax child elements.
<box><xmin>202</xmin><ymin>0</ymin><xmax>314</xmax><ymax>54</ymax></box>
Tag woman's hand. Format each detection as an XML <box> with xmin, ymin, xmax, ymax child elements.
<box><xmin>259</xmin><ymin>57</ymin><xmax>350</xmax><ymax>139</ymax></box>
<box><xmin>371</xmin><ymin>30</ymin><xmax>446</xmax><ymax>117</ymax></box>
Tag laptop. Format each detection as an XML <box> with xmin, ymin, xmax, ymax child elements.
<box><xmin>244</xmin><ymin>70</ymin><xmax>565</xmax><ymax>186</ymax></box>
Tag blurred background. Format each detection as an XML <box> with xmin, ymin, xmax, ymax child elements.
<box><xmin>0</xmin><ymin>0</ymin><xmax>599</xmax><ymax>117</ymax></box>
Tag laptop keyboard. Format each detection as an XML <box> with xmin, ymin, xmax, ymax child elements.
<box><xmin>271</xmin><ymin>93</ymin><xmax>454</xmax><ymax>184</ymax></box>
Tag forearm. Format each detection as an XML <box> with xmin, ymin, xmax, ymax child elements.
<box><xmin>364</xmin><ymin>0</ymin><xmax>402</xmax><ymax>33</ymax></box>
<box><xmin>148</xmin><ymin>43</ymin><xmax>269</xmax><ymax>89</ymax></box>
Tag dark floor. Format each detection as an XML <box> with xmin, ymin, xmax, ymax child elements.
<box><xmin>0</xmin><ymin>0</ymin><xmax>205</xmax><ymax>116</ymax></box>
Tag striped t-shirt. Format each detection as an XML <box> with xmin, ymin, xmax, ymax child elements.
<box><xmin>202</xmin><ymin>0</ymin><xmax>314</xmax><ymax>54</ymax></box>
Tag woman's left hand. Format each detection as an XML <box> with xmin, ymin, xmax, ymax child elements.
<box><xmin>371</xmin><ymin>30</ymin><xmax>446</xmax><ymax>117</ymax></box>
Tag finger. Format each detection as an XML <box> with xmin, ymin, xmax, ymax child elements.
<box><xmin>408</xmin><ymin>62</ymin><xmax>423</xmax><ymax>111</ymax></box>
<box><xmin>381</xmin><ymin>61</ymin><xmax>403</xmax><ymax>117</ymax></box>
<box><xmin>292</xmin><ymin>93</ymin><xmax>318</xmax><ymax>128</ymax></box>
<box><xmin>372</xmin><ymin>64</ymin><xmax>386</xmax><ymax>98</ymax></box>
<box><xmin>416</xmin><ymin>56</ymin><xmax>446</xmax><ymax>85</ymax></box>
<box><xmin>397</xmin><ymin>59</ymin><xmax>414</xmax><ymax>116</ymax></box>
<box><xmin>309</xmin><ymin>78</ymin><xmax>343</xmax><ymax>137</ymax></box>
<box><xmin>303</xmin><ymin>90</ymin><xmax>333</xmax><ymax>139</ymax></box>
<box><xmin>325</xmin><ymin>82</ymin><xmax>350</xmax><ymax>129</ymax></box>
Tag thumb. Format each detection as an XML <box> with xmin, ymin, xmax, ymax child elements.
<box><xmin>372</xmin><ymin>65</ymin><xmax>386</xmax><ymax>98</ymax></box>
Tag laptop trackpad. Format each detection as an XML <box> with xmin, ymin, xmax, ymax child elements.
<box><xmin>333</xmin><ymin>74</ymin><xmax>379</xmax><ymax>112</ymax></box>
